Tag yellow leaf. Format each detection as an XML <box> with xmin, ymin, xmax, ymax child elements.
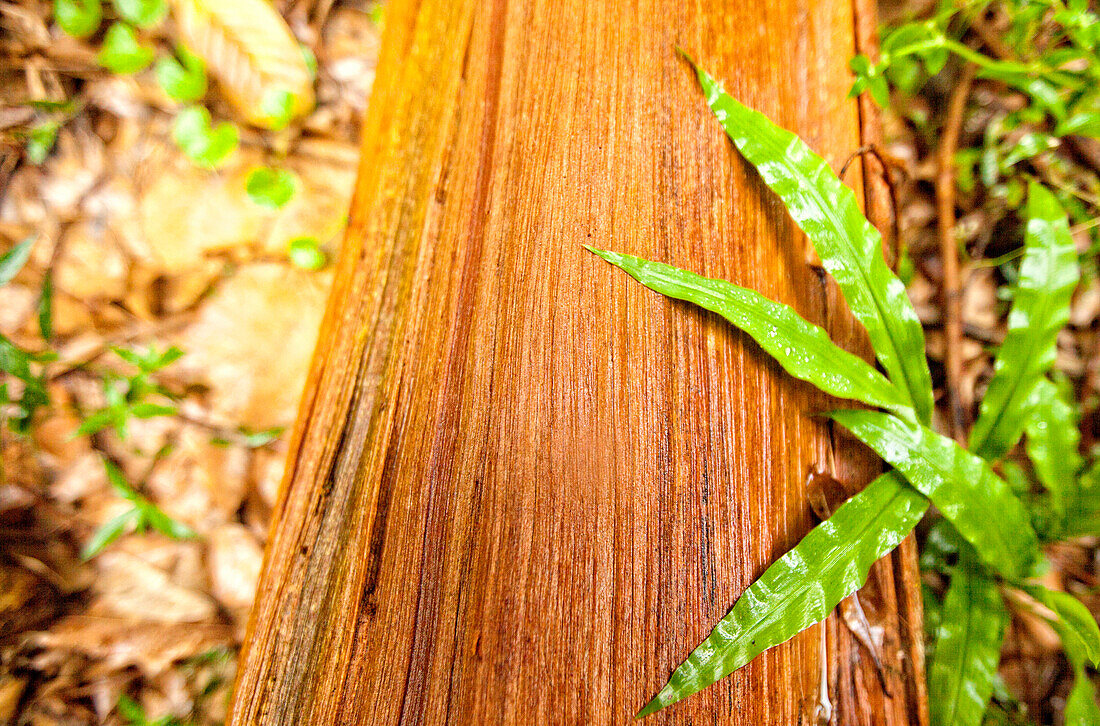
<box><xmin>170</xmin><ymin>0</ymin><xmax>315</xmax><ymax>128</ymax></box>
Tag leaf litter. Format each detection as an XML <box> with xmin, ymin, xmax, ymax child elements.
<box><xmin>0</xmin><ymin>1</ymin><xmax>379</xmax><ymax>722</ymax></box>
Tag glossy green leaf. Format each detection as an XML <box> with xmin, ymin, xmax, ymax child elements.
<box><xmin>970</xmin><ymin>183</ymin><xmax>1079</xmax><ymax>461</ymax></box>
<box><xmin>97</xmin><ymin>23</ymin><xmax>155</xmax><ymax>74</ymax></box>
<box><xmin>928</xmin><ymin>552</ymin><xmax>1007</xmax><ymax>726</ymax></box>
<box><xmin>155</xmin><ymin>47</ymin><xmax>207</xmax><ymax>103</ymax></box>
<box><xmin>54</xmin><ymin>0</ymin><xmax>102</xmax><ymax>38</ymax></box>
<box><xmin>636</xmin><ymin>472</ymin><xmax>927</xmax><ymax>717</ymax></box>
<box><xmin>1065</xmin><ymin>667</ymin><xmax>1100</xmax><ymax>724</ymax></box>
<box><xmin>685</xmin><ymin>57</ymin><xmax>933</xmax><ymax>424</ymax></box>
<box><xmin>1028</xmin><ymin>585</ymin><xmax>1100</xmax><ymax>667</ymax></box>
<box><xmin>0</xmin><ymin>237</ymin><xmax>35</xmax><ymax>286</ymax></box>
<box><xmin>587</xmin><ymin>248</ymin><xmax>909</xmax><ymax>412</ymax></box>
<box><xmin>830</xmin><ymin>409</ymin><xmax>1040</xmax><ymax>580</ymax></box>
<box><xmin>1065</xmin><ymin>460</ymin><xmax>1100</xmax><ymax>538</ymax></box>
<box><xmin>1027</xmin><ymin>586</ymin><xmax>1100</xmax><ymax>722</ymax></box>
<box><xmin>1024</xmin><ymin>377</ymin><xmax>1082</xmax><ymax>531</ymax></box>
<box><xmin>1065</xmin><ymin>639</ymin><xmax>1100</xmax><ymax>726</ymax></box>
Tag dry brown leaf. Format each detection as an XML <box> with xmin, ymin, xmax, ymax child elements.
<box><xmin>170</xmin><ymin>0</ymin><xmax>315</xmax><ymax>128</ymax></box>
<box><xmin>0</xmin><ymin>565</ymin><xmax>56</xmax><ymax>638</ymax></box>
<box><xmin>89</xmin><ymin>550</ymin><xmax>218</xmax><ymax>624</ymax></box>
<box><xmin>54</xmin><ymin>219</ymin><xmax>130</xmax><ymax>302</ymax></box>
<box><xmin>27</xmin><ymin>615</ymin><xmax>232</xmax><ymax>677</ymax></box>
<box><xmin>250</xmin><ymin>445</ymin><xmax>285</xmax><ymax>509</ymax></box>
<box><xmin>207</xmin><ymin>523</ymin><xmax>262</xmax><ymax>613</ymax></box>
<box><xmin>138</xmin><ymin>144</ymin><xmax>353</xmax><ymax>273</ymax></box>
<box><xmin>144</xmin><ymin>425</ymin><xmax>250</xmax><ymax>529</ymax></box>
<box><xmin>174</xmin><ymin>263</ymin><xmax>330</xmax><ymax>429</ymax></box>
<box><xmin>0</xmin><ymin>675</ymin><xmax>28</xmax><ymax>724</ymax></box>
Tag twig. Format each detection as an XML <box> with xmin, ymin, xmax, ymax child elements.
<box><xmin>839</xmin><ymin>144</ymin><xmax>906</xmax><ymax>270</ymax></box>
<box><xmin>936</xmin><ymin>63</ymin><xmax>976</xmax><ymax>444</ymax></box>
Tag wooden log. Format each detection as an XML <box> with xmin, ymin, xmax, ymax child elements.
<box><xmin>230</xmin><ymin>0</ymin><xmax>929</xmax><ymax>723</ymax></box>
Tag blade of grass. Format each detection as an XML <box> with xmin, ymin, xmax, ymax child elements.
<box><xmin>830</xmin><ymin>409</ymin><xmax>1040</xmax><ymax>580</ymax></box>
<box><xmin>683</xmin><ymin>55</ymin><xmax>934</xmax><ymax>424</ymax></box>
<box><xmin>587</xmin><ymin>247</ymin><xmax>910</xmax><ymax>412</ymax></box>
<box><xmin>928</xmin><ymin>551</ymin><xmax>1007</xmax><ymax>726</ymax></box>
<box><xmin>636</xmin><ymin>472</ymin><xmax>927</xmax><ymax>717</ymax></box>
<box><xmin>38</xmin><ymin>271</ymin><xmax>53</xmax><ymax>340</ymax></box>
<box><xmin>82</xmin><ymin>508</ymin><xmax>139</xmax><ymax>559</ymax></box>
<box><xmin>0</xmin><ymin>236</ymin><xmax>35</xmax><ymax>286</ymax></box>
<box><xmin>969</xmin><ymin>182</ymin><xmax>1079</xmax><ymax>461</ymax></box>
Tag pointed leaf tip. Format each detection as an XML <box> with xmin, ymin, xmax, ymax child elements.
<box><xmin>685</xmin><ymin>63</ymin><xmax>934</xmax><ymax>423</ymax></box>
<box><xmin>591</xmin><ymin>252</ymin><xmax>908</xmax><ymax>411</ymax></box>
<box><xmin>635</xmin><ymin>688</ymin><xmax>674</xmax><ymax>719</ymax></box>
<box><xmin>674</xmin><ymin>45</ymin><xmax>697</xmax><ymax>66</ymax></box>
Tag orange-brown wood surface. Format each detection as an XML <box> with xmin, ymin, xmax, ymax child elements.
<box><xmin>230</xmin><ymin>0</ymin><xmax>928</xmax><ymax>723</ymax></box>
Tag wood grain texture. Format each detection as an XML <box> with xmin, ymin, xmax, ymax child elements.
<box><xmin>229</xmin><ymin>0</ymin><xmax>929</xmax><ymax>723</ymax></box>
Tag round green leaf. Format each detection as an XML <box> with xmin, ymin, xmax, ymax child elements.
<box><xmin>111</xmin><ymin>0</ymin><xmax>167</xmax><ymax>28</ymax></box>
<box><xmin>26</xmin><ymin>122</ymin><xmax>60</xmax><ymax>165</ymax></box>
<box><xmin>54</xmin><ymin>0</ymin><xmax>102</xmax><ymax>38</ymax></box>
<box><xmin>288</xmin><ymin>237</ymin><xmax>326</xmax><ymax>270</ymax></box>
<box><xmin>260</xmin><ymin>88</ymin><xmax>295</xmax><ymax>131</ymax></box>
<box><xmin>246</xmin><ymin>167</ymin><xmax>297</xmax><ymax>209</ymax></box>
<box><xmin>155</xmin><ymin>47</ymin><xmax>207</xmax><ymax>103</ymax></box>
<box><xmin>172</xmin><ymin>106</ymin><xmax>238</xmax><ymax>168</ymax></box>
<box><xmin>97</xmin><ymin>23</ymin><xmax>155</xmax><ymax>74</ymax></box>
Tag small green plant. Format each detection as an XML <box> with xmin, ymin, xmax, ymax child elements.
<box><xmin>172</xmin><ymin>106</ymin><xmax>239</xmax><ymax>168</ymax></box>
<box><xmin>47</xmin><ymin>0</ymin><xmax>238</xmax><ymax>168</ymax></box>
<box><xmin>594</xmin><ymin>56</ymin><xmax>1100</xmax><ymax>722</ymax></box>
<box><xmin>26</xmin><ymin>121</ymin><xmax>60</xmax><ymax>165</ymax></box>
<box><xmin>0</xmin><ymin>236</ymin><xmax>35</xmax><ymax>288</ymax></box>
<box><xmin>287</xmin><ymin>236</ymin><xmax>326</xmax><ymax>270</ymax></box>
<box><xmin>210</xmin><ymin>424</ymin><xmax>285</xmax><ymax>448</ymax></box>
<box><xmin>0</xmin><ymin>238</ymin><xmax>53</xmax><ymax>435</ymax></box>
<box><xmin>98</xmin><ymin>23</ymin><xmax>156</xmax><ymax>75</ymax></box>
<box><xmin>155</xmin><ymin>46</ymin><xmax>207</xmax><ymax>103</ymax></box>
<box><xmin>245</xmin><ymin>167</ymin><xmax>297</xmax><ymax>209</ymax></box>
<box><xmin>851</xmin><ymin>1</ymin><xmax>1098</xmax><ymax>125</ymax></box>
<box><xmin>368</xmin><ymin>1</ymin><xmax>384</xmax><ymax>28</ymax></box>
<box><xmin>53</xmin><ymin>0</ymin><xmax>102</xmax><ymax>38</ymax></box>
<box><xmin>75</xmin><ymin>345</ymin><xmax>183</xmax><ymax>440</ymax></box>
<box><xmin>82</xmin><ymin>458</ymin><xmax>197</xmax><ymax>559</ymax></box>
<box><xmin>259</xmin><ymin>88</ymin><xmax>294</xmax><ymax>131</ymax></box>
<box><xmin>115</xmin><ymin>693</ymin><xmax>193</xmax><ymax>726</ymax></box>
<box><xmin>851</xmin><ymin>0</ymin><xmax>1100</xmax><ymax>241</ymax></box>
<box><xmin>111</xmin><ymin>0</ymin><xmax>168</xmax><ymax>29</ymax></box>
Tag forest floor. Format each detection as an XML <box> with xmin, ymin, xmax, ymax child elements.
<box><xmin>1</xmin><ymin>0</ymin><xmax>1099</xmax><ymax>724</ymax></box>
<box><xmin>1</xmin><ymin>1</ymin><xmax>377</xmax><ymax>722</ymax></box>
